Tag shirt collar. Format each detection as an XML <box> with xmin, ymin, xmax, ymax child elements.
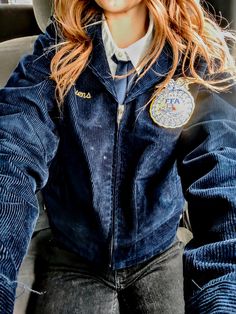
<box><xmin>87</xmin><ymin>19</ymin><xmax>173</xmax><ymax>103</ymax></box>
<box><xmin>102</xmin><ymin>14</ymin><xmax>154</xmax><ymax>69</ymax></box>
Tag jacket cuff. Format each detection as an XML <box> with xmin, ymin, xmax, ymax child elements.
<box><xmin>0</xmin><ymin>276</ymin><xmax>16</xmax><ymax>314</ymax></box>
<box><xmin>186</xmin><ymin>281</ymin><xmax>236</xmax><ymax>313</ymax></box>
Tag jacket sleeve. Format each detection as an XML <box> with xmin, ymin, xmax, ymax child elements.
<box><xmin>177</xmin><ymin>81</ymin><xmax>236</xmax><ymax>313</ymax></box>
<box><xmin>0</xmin><ymin>22</ymin><xmax>59</xmax><ymax>312</ymax></box>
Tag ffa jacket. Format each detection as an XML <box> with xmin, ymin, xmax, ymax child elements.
<box><xmin>0</xmin><ymin>21</ymin><xmax>236</xmax><ymax>313</ymax></box>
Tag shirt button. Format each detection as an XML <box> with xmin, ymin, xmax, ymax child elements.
<box><xmin>117</xmin><ymin>52</ymin><xmax>123</xmax><ymax>58</ymax></box>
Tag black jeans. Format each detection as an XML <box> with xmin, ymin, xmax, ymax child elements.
<box><xmin>27</xmin><ymin>235</ymin><xmax>185</xmax><ymax>314</ymax></box>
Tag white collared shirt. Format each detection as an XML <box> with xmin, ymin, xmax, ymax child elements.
<box><xmin>102</xmin><ymin>15</ymin><xmax>154</xmax><ymax>76</ymax></box>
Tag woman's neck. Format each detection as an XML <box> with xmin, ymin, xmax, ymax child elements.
<box><xmin>104</xmin><ymin>3</ymin><xmax>149</xmax><ymax>48</ymax></box>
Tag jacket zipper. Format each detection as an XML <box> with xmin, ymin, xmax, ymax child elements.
<box><xmin>109</xmin><ymin>103</ymin><xmax>125</xmax><ymax>268</ymax></box>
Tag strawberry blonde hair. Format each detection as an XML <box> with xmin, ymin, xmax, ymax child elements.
<box><xmin>51</xmin><ymin>0</ymin><xmax>236</xmax><ymax>105</ymax></box>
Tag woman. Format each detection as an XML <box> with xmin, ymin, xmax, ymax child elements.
<box><xmin>0</xmin><ymin>0</ymin><xmax>236</xmax><ymax>313</ymax></box>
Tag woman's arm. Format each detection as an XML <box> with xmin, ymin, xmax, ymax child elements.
<box><xmin>0</xmin><ymin>22</ymin><xmax>59</xmax><ymax>313</ymax></box>
<box><xmin>177</xmin><ymin>82</ymin><xmax>236</xmax><ymax>313</ymax></box>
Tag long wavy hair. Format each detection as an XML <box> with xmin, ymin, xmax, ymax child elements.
<box><xmin>51</xmin><ymin>0</ymin><xmax>236</xmax><ymax>105</ymax></box>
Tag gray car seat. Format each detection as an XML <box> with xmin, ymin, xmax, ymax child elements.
<box><xmin>0</xmin><ymin>0</ymin><xmax>51</xmax><ymax>88</ymax></box>
<box><xmin>0</xmin><ymin>4</ymin><xmax>40</xmax><ymax>43</ymax></box>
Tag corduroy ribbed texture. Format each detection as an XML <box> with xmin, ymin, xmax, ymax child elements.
<box><xmin>178</xmin><ymin>86</ymin><xmax>236</xmax><ymax>312</ymax></box>
<box><xmin>0</xmin><ymin>19</ymin><xmax>236</xmax><ymax>313</ymax></box>
<box><xmin>186</xmin><ymin>281</ymin><xmax>236</xmax><ymax>313</ymax></box>
<box><xmin>0</xmin><ymin>21</ymin><xmax>58</xmax><ymax>312</ymax></box>
<box><xmin>0</xmin><ymin>278</ymin><xmax>16</xmax><ymax>313</ymax></box>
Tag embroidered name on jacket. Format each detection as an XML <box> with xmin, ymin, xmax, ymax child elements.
<box><xmin>75</xmin><ymin>90</ymin><xmax>92</xmax><ymax>99</ymax></box>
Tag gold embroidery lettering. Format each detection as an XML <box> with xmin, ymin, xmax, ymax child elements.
<box><xmin>75</xmin><ymin>90</ymin><xmax>92</xmax><ymax>99</ymax></box>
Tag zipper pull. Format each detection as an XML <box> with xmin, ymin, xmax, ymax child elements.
<box><xmin>117</xmin><ymin>104</ymin><xmax>125</xmax><ymax>127</ymax></box>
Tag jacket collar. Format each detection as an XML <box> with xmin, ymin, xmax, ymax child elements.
<box><xmin>86</xmin><ymin>19</ymin><xmax>117</xmax><ymax>99</ymax></box>
<box><xmin>86</xmin><ymin>21</ymin><xmax>173</xmax><ymax>103</ymax></box>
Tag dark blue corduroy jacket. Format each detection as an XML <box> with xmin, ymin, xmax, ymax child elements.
<box><xmin>0</xmin><ymin>21</ymin><xmax>236</xmax><ymax>313</ymax></box>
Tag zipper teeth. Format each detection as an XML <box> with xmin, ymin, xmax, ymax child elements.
<box><xmin>109</xmin><ymin>104</ymin><xmax>125</xmax><ymax>268</ymax></box>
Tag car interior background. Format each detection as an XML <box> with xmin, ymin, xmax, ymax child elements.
<box><xmin>0</xmin><ymin>0</ymin><xmax>235</xmax><ymax>313</ymax></box>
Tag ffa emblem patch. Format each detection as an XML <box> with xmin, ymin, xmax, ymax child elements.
<box><xmin>150</xmin><ymin>78</ymin><xmax>195</xmax><ymax>128</ymax></box>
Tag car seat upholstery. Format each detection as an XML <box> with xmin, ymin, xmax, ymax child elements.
<box><xmin>0</xmin><ymin>36</ymin><xmax>37</xmax><ymax>87</ymax></box>
<box><xmin>0</xmin><ymin>0</ymin><xmax>52</xmax><ymax>88</ymax></box>
<box><xmin>0</xmin><ymin>4</ymin><xmax>40</xmax><ymax>43</ymax></box>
